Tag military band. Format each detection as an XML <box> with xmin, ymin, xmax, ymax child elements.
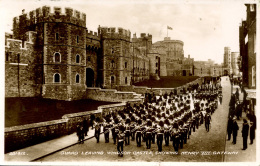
<box><xmin>83</xmin><ymin>80</ymin><xmax>222</xmax><ymax>157</ymax></box>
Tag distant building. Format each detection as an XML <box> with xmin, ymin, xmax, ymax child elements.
<box><xmin>194</xmin><ymin>59</ymin><xmax>222</xmax><ymax>77</ymax></box>
<box><xmin>223</xmin><ymin>47</ymin><xmax>232</xmax><ymax>75</ymax></box>
<box><xmin>152</xmin><ymin>37</ymin><xmax>185</xmax><ymax>76</ymax></box>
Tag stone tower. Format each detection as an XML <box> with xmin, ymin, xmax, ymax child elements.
<box><xmin>98</xmin><ymin>26</ymin><xmax>131</xmax><ymax>88</ymax></box>
<box><xmin>12</xmin><ymin>6</ymin><xmax>87</xmax><ymax>100</ymax></box>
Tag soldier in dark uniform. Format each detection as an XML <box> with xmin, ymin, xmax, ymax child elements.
<box><xmin>124</xmin><ymin>118</ymin><xmax>131</xmax><ymax>145</ymax></box>
<box><xmin>164</xmin><ymin>119</ymin><xmax>170</xmax><ymax>146</ymax></box>
<box><xmin>151</xmin><ymin>117</ymin><xmax>157</xmax><ymax>144</ymax></box>
<box><xmin>112</xmin><ymin>118</ymin><xmax>119</xmax><ymax>144</ymax></box>
<box><xmin>232</xmin><ymin>117</ymin><xmax>239</xmax><ymax>144</ymax></box>
<box><xmin>82</xmin><ymin>117</ymin><xmax>89</xmax><ymax>137</ymax></box>
<box><xmin>157</xmin><ymin>120</ymin><xmax>164</xmax><ymax>152</ymax></box>
<box><xmin>145</xmin><ymin>120</ymin><xmax>153</xmax><ymax>149</ymax></box>
<box><xmin>90</xmin><ymin>114</ymin><xmax>95</xmax><ymax>129</ymax></box>
<box><xmin>249</xmin><ymin>121</ymin><xmax>255</xmax><ymax>144</ymax></box>
<box><xmin>117</xmin><ymin>126</ymin><xmax>125</xmax><ymax>157</ymax></box>
<box><xmin>171</xmin><ymin>122</ymin><xmax>180</xmax><ymax>154</ymax></box>
<box><xmin>94</xmin><ymin>117</ymin><xmax>101</xmax><ymax>143</ymax></box>
<box><xmin>178</xmin><ymin>120</ymin><xmax>184</xmax><ymax>149</ymax></box>
<box><xmin>242</xmin><ymin>119</ymin><xmax>249</xmax><ymax>150</ymax></box>
<box><xmin>103</xmin><ymin>119</ymin><xmax>110</xmax><ymax>143</ymax></box>
<box><xmin>227</xmin><ymin>116</ymin><xmax>233</xmax><ymax>141</ymax></box>
<box><xmin>141</xmin><ymin>116</ymin><xmax>147</xmax><ymax>142</ymax></box>
<box><xmin>77</xmin><ymin>122</ymin><xmax>84</xmax><ymax>144</ymax></box>
<box><xmin>130</xmin><ymin>116</ymin><xmax>136</xmax><ymax>141</ymax></box>
<box><xmin>136</xmin><ymin>119</ymin><xmax>142</xmax><ymax>147</ymax></box>
<box><xmin>205</xmin><ymin>111</ymin><xmax>211</xmax><ymax>132</ymax></box>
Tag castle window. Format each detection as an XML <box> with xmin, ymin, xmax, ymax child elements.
<box><xmin>76</xmin><ymin>54</ymin><xmax>80</xmax><ymax>63</ymax></box>
<box><xmin>6</xmin><ymin>52</ymin><xmax>9</xmax><ymax>61</ymax></box>
<box><xmin>111</xmin><ymin>76</ymin><xmax>115</xmax><ymax>84</ymax></box>
<box><xmin>87</xmin><ymin>56</ymin><xmax>91</xmax><ymax>61</ymax></box>
<box><xmin>125</xmin><ymin>77</ymin><xmax>127</xmax><ymax>84</ymax></box>
<box><xmin>111</xmin><ymin>48</ymin><xmax>114</xmax><ymax>54</ymax></box>
<box><xmin>54</xmin><ymin>73</ymin><xmax>61</xmax><ymax>83</ymax></box>
<box><xmin>156</xmin><ymin>63</ymin><xmax>158</xmax><ymax>67</ymax></box>
<box><xmin>77</xmin><ymin>36</ymin><xmax>79</xmax><ymax>43</ymax></box>
<box><xmin>54</xmin><ymin>52</ymin><xmax>61</xmax><ymax>62</ymax></box>
<box><xmin>125</xmin><ymin>62</ymin><xmax>127</xmax><ymax>69</ymax></box>
<box><xmin>156</xmin><ymin>56</ymin><xmax>158</xmax><ymax>59</ymax></box>
<box><xmin>155</xmin><ymin>69</ymin><xmax>158</xmax><ymax>74</ymax></box>
<box><xmin>111</xmin><ymin>60</ymin><xmax>115</xmax><ymax>68</ymax></box>
<box><xmin>55</xmin><ymin>33</ymin><xmax>59</xmax><ymax>41</ymax></box>
<box><xmin>76</xmin><ymin>74</ymin><xmax>80</xmax><ymax>83</ymax></box>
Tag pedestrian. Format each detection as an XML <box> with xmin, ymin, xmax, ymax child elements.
<box><xmin>249</xmin><ymin>121</ymin><xmax>255</xmax><ymax>145</ymax></box>
<box><xmin>82</xmin><ymin>117</ymin><xmax>89</xmax><ymax>137</ymax></box>
<box><xmin>242</xmin><ymin>119</ymin><xmax>249</xmax><ymax>150</ymax></box>
<box><xmin>227</xmin><ymin>116</ymin><xmax>233</xmax><ymax>141</ymax></box>
<box><xmin>232</xmin><ymin>117</ymin><xmax>239</xmax><ymax>144</ymax></box>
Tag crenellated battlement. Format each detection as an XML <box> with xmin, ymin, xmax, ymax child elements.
<box><xmin>86</xmin><ymin>30</ymin><xmax>100</xmax><ymax>40</ymax></box>
<box><xmin>5</xmin><ymin>31</ymin><xmax>37</xmax><ymax>50</ymax></box>
<box><xmin>98</xmin><ymin>26</ymin><xmax>131</xmax><ymax>41</ymax></box>
<box><xmin>13</xmin><ymin>6</ymin><xmax>87</xmax><ymax>30</ymax></box>
<box><xmin>132</xmin><ymin>33</ymin><xmax>152</xmax><ymax>41</ymax></box>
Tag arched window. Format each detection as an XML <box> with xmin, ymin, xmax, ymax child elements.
<box><xmin>125</xmin><ymin>77</ymin><xmax>127</xmax><ymax>84</ymax></box>
<box><xmin>76</xmin><ymin>74</ymin><xmax>80</xmax><ymax>83</ymax></box>
<box><xmin>54</xmin><ymin>73</ymin><xmax>61</xmax><ymax>83</ymax></box>
<box><xmin>54</xmin><ymin>52</ymin><xmax>61</xmax><ymax>62</ymax></box>
<box><xmin>76</xmin><ymin>54</ymin><xmax>80</xmax><ymax>63</ymax></box>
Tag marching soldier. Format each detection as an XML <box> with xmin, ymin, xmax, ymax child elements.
<box><xmin>103</xmin><ymin>120</ymin><xmax>110</xmax><ymax>143</ymax></box>
<box><xmin>130</xmin><ymin>116</ymin><xmax>136</xmax><ymax>141</ymax></box>
<box><xmin>151</xmin><ymin>118</ymin><xmax>157</xmax><ymax>144</ymax></box>
<box><xmin>171</xmin><ymin>122</ymin><xmax>180</xmax><ymax>153</ymax></box>
<box><xmin>145</xmin><ymin>120</ymin><xmax>153</xmax><ymax>149</ymax></box>
<box><xmin>136</xmin><ymin>119</ymin><xmax>142</xmax><ymax>147</ymax></box>
<box><xmin>157</xmin><ymin>120</ymin><xmax>164</xmax><ymax>152</ymax></box>
<box><xmin>112</xmin><ymin>118</ymin><xmax>119</xmax><ymax>144</ymax></box>
<box><xmin>117</xmin><ymin>126</ymin><xmax>125</xmax><ymax>157</ymax></box>
<box><xmin>124</xmin><ymin>118</ymin><xmax>131</xmax><ymax>145</ymax></box>
<box><xmin>94</xmin><ymin>117</ymin><xmax>101</xmax><ymax>143</ymax></box>
<box><xmin>205</xmin><ymin>111</ymin><xmax>211</xmax><ymax>132</ymax></box>
<box><xmin>164</xmin><ymin>119</ymin><xmax>170</xmax><ymax>146</ymax></box>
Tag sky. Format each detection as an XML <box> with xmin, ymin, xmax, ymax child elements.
<box><xmin>0</xmin><ymin>0</ymin><xmax>250</xmax><ymax>64</ymax></box>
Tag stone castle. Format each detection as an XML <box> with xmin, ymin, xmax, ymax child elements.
<box><xmin>5</xmin><ymin>6</ymin><xmax>195</xmax><ymax>100</ymax></box>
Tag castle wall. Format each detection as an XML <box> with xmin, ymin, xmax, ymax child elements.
<box><xmin>5</xmin><ymin>31</ymin><xmax>42</xmax><ymax>97</ymax></box>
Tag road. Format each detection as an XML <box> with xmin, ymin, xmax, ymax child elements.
<box><xmin>37</xmin><ymin>77</ymin><xmax>232</xmax><ymax>162</ymax></box>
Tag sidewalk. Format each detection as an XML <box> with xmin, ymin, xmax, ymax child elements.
<box><xmin>5</xmin><ymin>127</ymin><xmax>103</xmax><ymax>162</ymax></box>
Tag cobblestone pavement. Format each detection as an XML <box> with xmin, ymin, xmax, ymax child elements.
<box><xmin>37</xmin><ymin>77</ymin><xmax>250</xmax><ymax>162</ymax></box>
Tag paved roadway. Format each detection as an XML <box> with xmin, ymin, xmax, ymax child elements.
<box><xmin>36</xmin><ymin>77</ymin><xmax>245</xmax><ymax>162</ymax></box>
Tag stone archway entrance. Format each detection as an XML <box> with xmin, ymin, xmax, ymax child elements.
<box><xmin>86</xmin><ymin>68</ymin><xmax>94</xmax><ymax>87</ymax></box>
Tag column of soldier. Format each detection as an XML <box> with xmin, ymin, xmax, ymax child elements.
<box><xmin>93</xmin><ymin>82</ymin><xmax>222</xmax><ymax>157</ymax></box>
